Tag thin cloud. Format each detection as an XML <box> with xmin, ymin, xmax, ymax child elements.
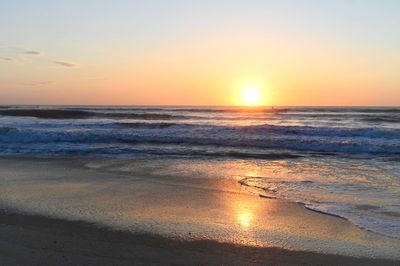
<box><xmin>22</xmin><ymin>80</ymin><xmax>54</xmax><ymax>86</ymax></box>
<box><xmin>1</xmin><ymin>45</ymin><xmax>79</xmax><ymax>68</ymax></box>
<box><xmin>54</xmin><ymin>61</ymin><xmax>77</xmax><ymax>67</ymax></box>
<box><xmin>24</xmin><ymin>50</ymin><xmax>41</xmax><ymax>55</ymax></box>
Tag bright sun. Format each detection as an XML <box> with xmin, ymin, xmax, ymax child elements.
<box><xmin>242</xmin><ymin>87</ymin><xmax>262</xmax><ymax>106</ymax></box>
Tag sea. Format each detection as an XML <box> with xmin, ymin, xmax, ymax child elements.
<box><xmin>0</xmin><ymin>105</ymin><xmax>399</xmax><ymax>239</ymax></box>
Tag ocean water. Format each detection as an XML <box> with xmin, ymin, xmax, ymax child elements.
<box><xmin>0</xmin><ymin>105</ymin><xmax>399</xmax><ymax>238</ymax></box>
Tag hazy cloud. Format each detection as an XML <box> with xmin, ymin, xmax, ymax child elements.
<box><xmin>22</xmin><ymin>80</ymin><xmax>54</xmax><ymax>86</ymax></box>
<box><xmin>1</xmin><ymin>46</ymin><xmax>79</xmax><ymax>68</ymax></box>
<box><xmin>54</xmin><ymin>61</ymin><xmax>77</xmax><ymax>67</ymax></box>
<box><xmin>24</xmin><ymin>50</ymin><xmax>41</xmax><ymax>55</ymax></box>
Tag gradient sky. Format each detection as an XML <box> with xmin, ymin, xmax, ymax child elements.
<box><xmin>1</xmin><ymin>0</ymin><xmax>399</xmax><ymax>106</ymax></box>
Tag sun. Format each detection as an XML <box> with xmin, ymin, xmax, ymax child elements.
<box><xmin>242</xmin><ymin>86</ymin><xmax>262</xmax><ymax>106</ymax></box>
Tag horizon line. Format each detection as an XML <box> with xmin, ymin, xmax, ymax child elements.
<box><xmin>1</xmin><ymin>104</ymin><xmax>399</xmax><ymax>108</ymax></box>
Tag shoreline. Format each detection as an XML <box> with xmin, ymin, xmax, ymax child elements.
<box><xmin>0</xmin><ymin>156</ymin><xmax>399</xmax><ymax>264</ymax></box>
<box><xmin>0</xmin><ymin>208</ymin><xmax>398</xmax><ymax>266</ymax></box>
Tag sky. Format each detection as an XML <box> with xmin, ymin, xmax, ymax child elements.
<box><xmin>0</xmin><ymin>0</ymin><xmax>399</xmax><ymax>106</ymax></box>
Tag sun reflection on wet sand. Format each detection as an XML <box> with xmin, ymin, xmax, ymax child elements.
<box><xmin>234</xmin><ymin>170</ymin><xmax>263</xmax><ymax>229</ymax></box>
<box><xmin>237</xmin><ymin>209</ymin><xmax>253</xmax><ymax>229</ymax></box>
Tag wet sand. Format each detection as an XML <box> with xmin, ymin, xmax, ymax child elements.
<box><xmin>0</xmin><ymin>157</ymin><xmax>399</xmax><ymax>265</ymax></box>
<box><xmin>1</xmin><ymin>209</ymin><xmax>398</xmax><ymax>266</ymax></box>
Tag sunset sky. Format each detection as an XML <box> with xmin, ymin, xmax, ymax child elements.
<box><xmin>1</xmin><ymin>0</ymin><xmax>399</xmax><ymax>106</ymax></box>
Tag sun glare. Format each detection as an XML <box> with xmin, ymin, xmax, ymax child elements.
<box><xmin>242</xmin><ymin>87</ymin><xmax>262</xmax><ymax>106</ymax></box>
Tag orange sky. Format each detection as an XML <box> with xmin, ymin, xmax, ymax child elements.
<box><xmin>1</xmin><ymin>1</ymin><xmax>399</xmax><ymax>106</ymax></box>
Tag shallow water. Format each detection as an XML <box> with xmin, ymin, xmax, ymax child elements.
<box><xmin>0</xmin><ymin>105</ymin><xmax>399</xmax><ymax>239</ymax></box>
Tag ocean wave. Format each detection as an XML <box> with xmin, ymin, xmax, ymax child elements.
<box><xmin>284</xmin><ymin>107</ymin><xmax>400</xmax><ymax>113</ymax></box>
<box><xmin>247</xmin><ymin>124</ymin><xmax>400</xmax><ymax>139</ymax></box>
<box><xmin>101</xmin><ymin>112</ymin><xmax>186</xmax><ymax>120</ymax></box>
<box><xmin>116</xmin><ymin>122</ymin><xmax>182</xmax><ymax>128</ymax></box>
<box><xmin>119</xmin><ymin>149</ymin><xmax>302</xmax><ymax>160</ymax></box>
<box><xmin>0</xmin><ymin>127</ymin><xmax>17</xmax><ymax>134</ymax></box>
<box><xmin>0</xmin><ymin>141</ymin><xmax>303</xmax><ymax>160</ymax></box>
<box><xmin>56</xmin><ymin>107</ymin><xmax>289</xmax><ymax>114</ymax></box>
<box><xmin>361</xmin><ymin>116</ymin><xmax>400</xmax><ymax>123</ymax></box>
<box><xmin>113</xmin><ymin>122</ymin><xmax>400</xmax><ymax>140</ymax></box>
<box><xmin>1</xmin><ymin>122</ymin><xmax>399</xmax><ymax>141</ymax></box>
<box><xmin>0</xmin><ymin>124</ymin><xmax>399</xmax><ymax>155</ymax></box>
<box><xmin>0</xmin><ymin>109</ymin><xmax>188</xmax><ymax>120</ymax></box>
<box><xmin>167</xmin><ymin>107</ymin><xmax>288</xmax><ymax>113</ymax></box>
<box><xmin>351</xmin><ymin>108</ymin><xmax>400</xmax><ymax>113</ymax></box>
<box><xmin>2</xmin><ymin>107</ymin><xmax>399</xmax><ymax>122</ymax></box>
<box><xmin>0</xmin><ymin>109</ymin><xmax>91</xmax><ymax>119</ymax></box>
<box><xmin>141</xmin><ymin>107</ymin><xmax>400</xmax><ymax>114</ymax></box>
<box><xmin>1</xmin><ymin>106</ymin><xmax>399</xmax><ymax>156</ymax></box>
